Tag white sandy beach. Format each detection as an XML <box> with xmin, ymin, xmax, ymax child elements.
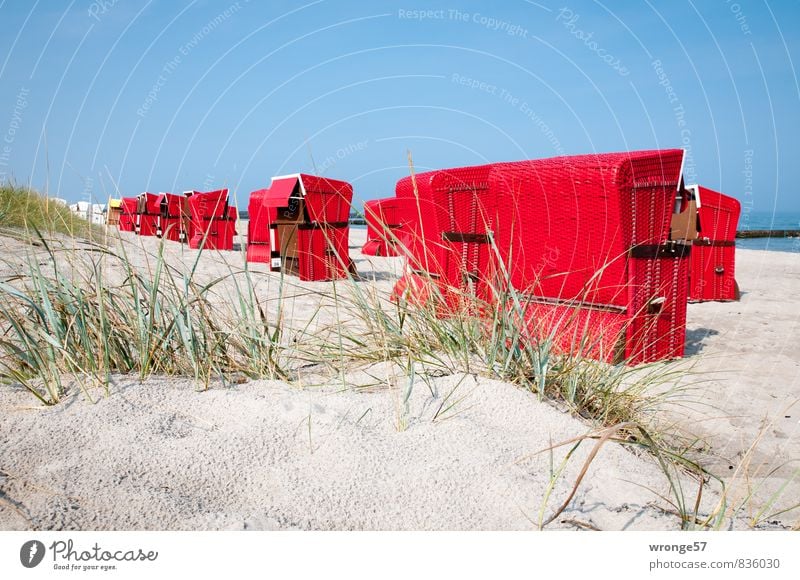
<box><xmin>0</xmin><ymin>228</ymin><xmax>797</xmax><ymax>530</ymax></box>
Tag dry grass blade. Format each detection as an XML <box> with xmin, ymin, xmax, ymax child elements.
<box><xmin>538</xmin><ymin>422</ymin><xmax>636</xmax><ymax>527</ymax></box>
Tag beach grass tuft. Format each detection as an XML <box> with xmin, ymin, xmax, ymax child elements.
<box><xmin>0</xmin><ymin>183</ymin><xmax>103</xmax><ymax>240</ymax></box>
<box><xmin>0</xmin><ymin>232</ymin><xmax>288</xmax><ymax>403</ymax></box>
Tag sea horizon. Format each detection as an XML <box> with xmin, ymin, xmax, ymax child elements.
<box><xmin>734</xmin><ymin>210</ymin><xmax>799</xmax><ymax>253</ymax></box>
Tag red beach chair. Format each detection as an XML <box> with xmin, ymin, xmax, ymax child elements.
<box><xmin>400</xmin><ymin>163</ymin><xmax>499</xmax><ymax>310</ymax></box>
<box><xmin>246</xmin><ymin>187</ymin><xmax>276</xmax><ymax>264</ymax></box>
<box><xmin>118</xmin><ymin>197</ymin><xmax>138</xmax><ymax>232</ymax></box>
<box><xmin>246</xmin><ymin>174</ymin><xmax>354</xmax><ymax>281</ymax></box>
<box><xmin>186</xmin><ymin>189</ymin><xmax>235</xmax><ymax>250</ymax></box>
<box><xmin>687</xmin><ymin>185</ymin><xmax>741</xmax><ymax>302</ymax></box>
<box><xmin>135</xmin><ymin>192</ymin><xmax>160</xmax><ymax>236</ymax></box>
<box><xmin>391</xmin><ymin>150</ymin><xmax>691</xmax><ymax>365</ymax></box>
<box><xmin>220</xmin><ymin>205</ymin><xmax>238</xmax><ymax>249</ymax></box>
<box><xmin>362</xmin><ymin>198</ymin><xmax>408</xmax><ymax>257</ymax></box>
<box><xmin>156</xmin><ymin>193</ymin><xmax>185</xmax><ymax>242</ymax></box>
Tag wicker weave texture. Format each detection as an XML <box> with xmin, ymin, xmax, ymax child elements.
<box><xmin>157</xmin><ymin>193</ymin><xmax>185</xmax><ymax>242</ymax></box>
<box><xmin>689</xmin><ymin>186</ymin><xmax>741</xmax><ymax>301</ymax></box>
<box><xmin>394</xmin><ymin>164</ymin><xmax>497</xmax><ymax>297</ymax></box>
<box><xmin>301</xmin><ymin>174</ymin><xmax>353</xmax><ymax>223</ymax></box>
<box><xmin>298</xmin><ymin>175</ymin><xmax>352</xmax><ymax>280</ymax></box>
<box><xmin>690</xmin><ymin>245</ymin><xmax>737</xmax><ymax>302</ymax></box>
<box><xmin>626</xmin><ymin>252</ymin><xmax>689</xmax><ymax>363</ymax></box>
<box><xmin>119</xmin><ymin>198</ymin><xmax>137</xmax><ymax>232</ymax></box>
<box><xmin>187</xmin><ymin>190</ymin><xmax>235</xmax><ymax>250</ymax></box>
<box><xmin>296</xmin><ymin>227</ymin><xmax>350</xmax><ymax>281</ymax></box>
<box><xmin>520</xmin><ymin>300</ymin><xmax>628</xmax><ymax>362</ymax></box>
<box><xmin>363</xmin><ymin>198</ymin><xmax>405</xmax><ymax>257</ymax></box>
<box><xmin>696</xmin><ymin>186</ymin><xmax>741</xmax><ymax>240</ymax></box>
<box><xmin>136</xmin><ymin>193</ymin><xmax>161</xmax><ymax>237</ymax></box>
<box><xmin>247</xmin><ymin>189</ymin><xmax>273</xmax><ymax>243</ymax></box>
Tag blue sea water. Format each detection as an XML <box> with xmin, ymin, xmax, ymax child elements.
<box><xmin>739</xmin><ymin>209</ymin><xmax>800</xmax><ymax>230</ymax></box>
<box><xmin>737</xmin><ymin>236</ymin><xmax>800</xmax><ymax>253</ymax></box>
<box><xmin>736</xmin><ymin>210</ymin><xmax>800</xmax><ymax>254</ymax></box>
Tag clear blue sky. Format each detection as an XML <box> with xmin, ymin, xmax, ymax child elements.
<box><xmin>0</xmin><ymin>0</ymin><xmax>798</xmax><ymax>213</ymax></box>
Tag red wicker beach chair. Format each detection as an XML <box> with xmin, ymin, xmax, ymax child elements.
<box><xmin>362</xmin><ymin>198</ymin><xmax>407</xmax><ymax>257</ymax></box>
<box><xmin>391</xmin><ymin>150</ymin><xmax>691</xmax><ymax>365</ymax></box>
<box><xmin>221</xmin><ymin>205</ymin><xmax>238</xmax><ymax>249</ymax></box>
<box><xmin>245</xmin><ymin>174</ymin><xmax>354</xmax><ymax>281</ymax></box>
<box><xmin>246</xmin><ymin>187</ymin><xmax>277</xmax><ymax>264</ymax></box>
<box><xmin>687</xmin><ymin>185</ymin><xmax>741</xmax><ymax>302</ymax></box>
<box><xmin>391</xmin><ymin>164</ymin><xmax>500</xmax><ymax>311</ymax></box>
<box><xmin>156</xmin><ymin>193</ymin><xmax>184</xmax><ymax>242</ymax></box>
<box><xmin>135</xmin><ymin>192</ymin><xmax>160</xmax><ymax>236</ymax></box>
<box><xmin>118</xmin><ymin>197</ymin><xmax>138</xmax><ymax>232</ymax></box>
<box><xmin>186</xmin><ymin>189</ymin><xmax>235</xmax><ymax>250</ymax></box>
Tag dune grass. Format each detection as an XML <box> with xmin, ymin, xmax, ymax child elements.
<box><xmin>0</xmin><ymin>183</ymin><xmax>103</xmax><ymax>239</ymax></box>
<box><xmin>0</xmin><ymin>235</ymin><xmax>288</xmax><ymax>404</ymax></box>
<box><xmin>0</xmin><ymin>219</ymin><xmax>683</xmax><ymax>429</ymax></box>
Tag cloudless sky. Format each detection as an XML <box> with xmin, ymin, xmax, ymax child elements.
<box><xmin>0</xmin><ymin>0</ymin><xmax>798</xmax><ymax>214</ymax></box>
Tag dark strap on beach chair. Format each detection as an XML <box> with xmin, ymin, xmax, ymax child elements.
<box><xmin>692</xmin><ymin>239</ymin><xmax>735</xmax><ymax>247</ymax></box>
<box><xmin>521</xmin><ymin>294</ymin><xmax>628</xmax><ymax>314</ymax></box>
<box><xmin>629</xmin><ymin>242</ymin><xmax>691</xmax><ymax>259</ymax></box>
<box><xmin>442</xmin><ymin>232</ymin><xmax>491</xmax><ymax>244</ymax></box>
<box><xmin>297</xmin><ymin>222</ymin><xmax>349</xmax><ymax>230</ymax></box>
